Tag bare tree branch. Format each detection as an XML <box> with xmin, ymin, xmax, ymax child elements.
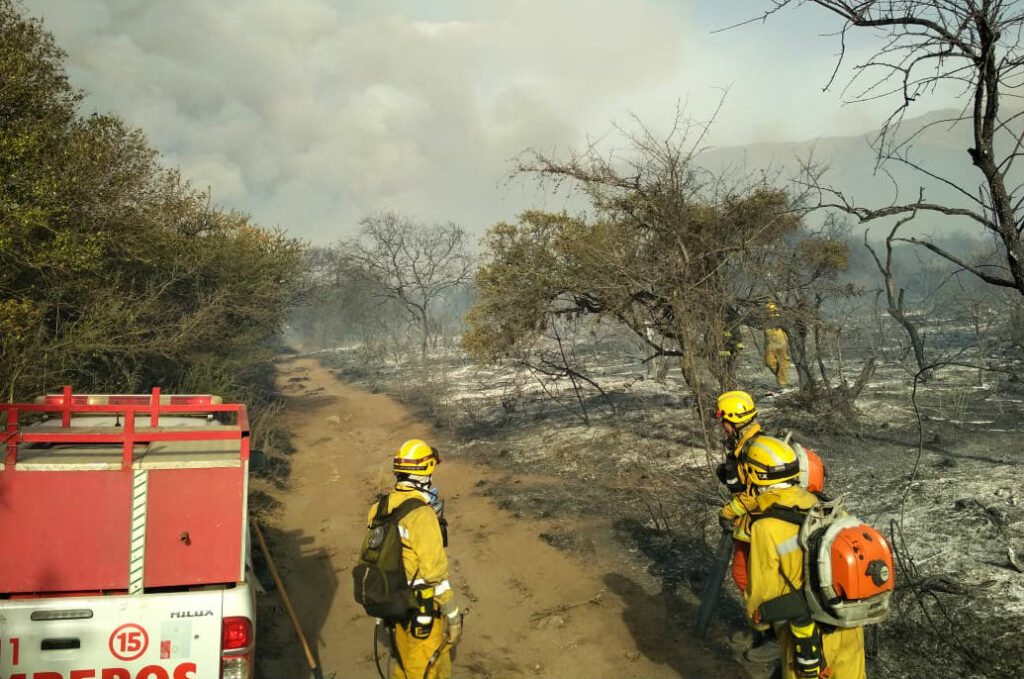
<box><xmin>347</xmin><ymin>212</ymin><xmax>473</xmax><ymax>357</ymax></box>
<box><xmin>738</xmin><ymin>0</ymin><xmax>1024</xmax><ymax>294</ymax></box>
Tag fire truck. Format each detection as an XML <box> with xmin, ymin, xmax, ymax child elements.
<box><xmin>0</xmin><ymin>388</ymin><xmax>261</xmax><ymax>679</ymax></box>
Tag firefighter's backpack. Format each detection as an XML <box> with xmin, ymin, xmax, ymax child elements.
<box><xmin>352</xmin><ymin>496</ymin><xmax>426</xmax><ymax>622</ymax></box>
<box><xmin>756</xmin><ymin>497</ymin><xmax>894</xmax><ymax>628</ymax></box>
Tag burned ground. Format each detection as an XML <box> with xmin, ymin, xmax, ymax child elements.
<box><xmin>317</xmin><ymin>310</ymin><xmax>1024</xmax><ymax>679</ymax></box>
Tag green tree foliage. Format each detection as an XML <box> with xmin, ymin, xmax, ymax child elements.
<box><xmin>464</xmin><ymin>116</ymin><xmax>855</xmax><ymax>426</ymax></box>
<box><xmin>0</xmin><ymin>1</ymin><xmax>304</xmax><ymax>401</ymax></box>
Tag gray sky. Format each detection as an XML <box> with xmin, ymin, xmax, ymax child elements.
<box><xmin>23</xmin><ymin>0</ymin><xmax>960</xmax><ymax>243</ymax></box>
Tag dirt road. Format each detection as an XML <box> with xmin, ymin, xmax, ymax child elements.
<box><xmin>255</xmin><ymin>356</ymin><xmax>746</xmax><ymax>678</ymax></box>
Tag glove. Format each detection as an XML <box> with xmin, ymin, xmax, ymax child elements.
<box><xmin>716</xmin><ymin>459</ymin><xmax>744</xmax><ymax>493</ymax></box>
<box><xmin>792</xmin><ymin>622</ymin><xmax>828</xmax><ymax>679</ymax></box>
<box><xmin>445</xmin><ymin>614</ymin><xmax>463</xmax><ymax>646</ymax></box>
<box><xmin>715</xmin><ymin>461</ymin><xmax>729</xmax><ymax>484</ymax></box>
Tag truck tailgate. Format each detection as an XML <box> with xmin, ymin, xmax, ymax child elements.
<box><xmin>0</xmin><ymin>589</ymin><xmax>223</xmax><ymax>678</ymax></box>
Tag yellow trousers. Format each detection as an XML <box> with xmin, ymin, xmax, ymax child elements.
<box><xmin>778</xmin><ymin>625</ymin><xmax>865</xmax><ymax>679</ymax></box>
<box><xmin>764</xmin><ymin>346</ymin><xmax>790</xmax><ymax>387</ymax></box>
<box><xmin>391</xmin><ymin>620</ymin><xmax>451</xmax><ymax>679</ymax></box>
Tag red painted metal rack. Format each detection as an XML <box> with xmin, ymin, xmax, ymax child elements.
<box><xmin>0</xmin><ymin>386</ymin><xmax>252</xmax><ymax>595</ymax></box>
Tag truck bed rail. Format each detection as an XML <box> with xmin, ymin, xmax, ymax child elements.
<box><xmin>2</xmin><ymin>385</ymin><xmax>250</xmax><ymax>471</ymax></box>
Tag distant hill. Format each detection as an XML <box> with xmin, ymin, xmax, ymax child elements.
<box><xmin>699</xmin><ymin>109</ymin><xmax>1022</xmax><ymax>236</ymax></box>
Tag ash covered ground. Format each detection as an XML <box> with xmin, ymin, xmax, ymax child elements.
<box><xmin>316</xmin><ymin>312</ymin><xmax>1024</xmax><ymax>679</ymax></box>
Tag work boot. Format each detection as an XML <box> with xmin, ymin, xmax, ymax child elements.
<box><xmin>743</xmin><ymin>632</ymin><xmax>781</xmax><ymax>663</ymax></box>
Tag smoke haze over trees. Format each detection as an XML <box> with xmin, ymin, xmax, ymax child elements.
<box><xmin>0</xmin><ymin>0</ymin><xmax>304</xmax><ymax>402</ymax></box>
<box><xmin>746</xmin><ymin>0</ymin><xmax>1024</xmax><ymax>295</ymax></box>
<box><xmin>4</xmin><ymin>2</ymin><xmax>1023</xmax><ymax>678</ymax></box>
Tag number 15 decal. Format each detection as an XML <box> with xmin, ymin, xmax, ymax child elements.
<box><xmin>109</xmin><ymin>623</ymin><xmax>149</xmax><ymax>662</ymax></box>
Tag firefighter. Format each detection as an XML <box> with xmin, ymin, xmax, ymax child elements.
<box><xmin>740</xmin><ymin>437</ymin><xmax>866</xmax><ymax>679</ymax></box>
<box><xmin>714</xmin><ymin>390</ymin><xmax>779</xmax><ymax>662</ymax></box>
<box><xmin>368</xmin><ymin>439</ymin><xmax>462</xmax><ymax>679</ymax></box>
<box><xmin>715</xmin><ymin>389</ymin><xmax>760</xmax><ymax>591</ymax></box>
<box><xmin>764</xmin><ymin>302</ymin><xmax>790</xmax><ymax>389</ymax></box>
<box><xmin>719</xmin><ymin>307</ymin><xmax>746</xmax><ymax>377</ymax></box>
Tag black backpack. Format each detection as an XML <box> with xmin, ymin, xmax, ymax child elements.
<box><xmin>352</xmin><ymin>496</ymin><xmax>426</xmax><ymax>622</ymax></box>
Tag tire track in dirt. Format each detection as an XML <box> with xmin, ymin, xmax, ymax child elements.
<box><xmin>255</xmin><ymin>356</ymin><xmax>746</xmax><ymax>678</ymax></box>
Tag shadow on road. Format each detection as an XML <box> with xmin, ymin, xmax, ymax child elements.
<box><xmin>604</xmin><ymin>571</ymin><xmax>751</xmax><ymax>679</ymax></box>
<box><xmin>607</xmin><ymin>516</ymin><xmax>756</xmax><ymax>678</ymax></box>
<box><xmin>254</xmin><ymin>525</ymin><xmax>339</xmax><ymax>678</ymax></box>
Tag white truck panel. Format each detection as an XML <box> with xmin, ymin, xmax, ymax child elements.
<box><xmin>0</xmin><ymin>583</ymin><xmax>255</xmax><ymax>679</ymax></box>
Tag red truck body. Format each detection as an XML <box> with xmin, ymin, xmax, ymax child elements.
<box><xmin>0</xmin><ymin>387</ymin><xmax>257</xmax><ymax>678</ymax></box>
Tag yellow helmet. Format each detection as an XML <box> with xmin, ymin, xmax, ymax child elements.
<box><xmin>716</xmin><ymin>390</ymin><xmax>757</xmax><ymax>426</ymax></box>
<box><xmin>740</xmin><ymin>436</ymin><xmax>799</xmax><ymax>486</ymax></box>
<box><xmin>394</xmin><ymin>439</ymin><xmax>440</xmax><ymax>476</ymax></box>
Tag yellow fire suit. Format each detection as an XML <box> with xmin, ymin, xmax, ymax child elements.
<box><xmin>764</xmin><ymin>327</ymin><xmax>790</xmax><ymax>388</ymax></box>
<box><xmin>719</xmin><ymin>424</ymin><xmax>763</xmax><ymax>592</ymax></box>
<box><xmin>366</xmin><ymin>485</ymin><xmax>459</xmax><ymax>679</ymax></box>
<box><xmin>745</xmin><ymin>486</ymin><xmax>866</xmax><ymax>679</ymax></box>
